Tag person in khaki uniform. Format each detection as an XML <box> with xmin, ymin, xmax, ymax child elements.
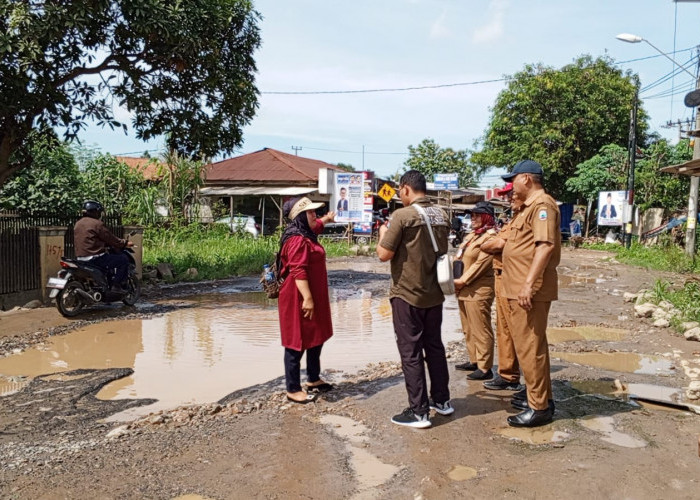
<box><xmin>453</xmin><ymin>201</ymin><xmax>497</xmax><ymax>381</ymax></box>
<box><xmin>501</xmin><ymin>160</ymin><xmax>560</xmax><ymax>428</ymax></box>
<box><xmin>481</xmin><ymin>183</ymin><xmax>525</xmax><ymax>392</ymax></box>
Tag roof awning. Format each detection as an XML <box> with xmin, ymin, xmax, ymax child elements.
<box><xmin>660</xmin><ymin>158</ymin><xmax>700</xmax><ymax>176</ymax></box>
<box><xmin>200</xmin><ymin>186</ymin><xmax>317</xmax><ymax>196</ymax></box>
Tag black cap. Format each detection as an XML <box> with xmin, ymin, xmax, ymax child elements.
<box><xmin>466</xmin><ymin>201</ymin><xmax>495</xmax><ymax>217</ymax></box>
<box><xmin>501</xmin><ymin>159</ymin><xmax>543</xmax><ymax>182</ymax></box>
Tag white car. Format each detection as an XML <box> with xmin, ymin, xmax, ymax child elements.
<box><xmin>216</xmin><ymin>215</ymin><xmax>261</xmax><ymax>238</ymax></box>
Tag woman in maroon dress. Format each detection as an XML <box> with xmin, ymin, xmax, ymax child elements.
<box><xmin>278</xmin><ymin>197</ymin><xmax>336</xmax><ymax>404</ymax></box>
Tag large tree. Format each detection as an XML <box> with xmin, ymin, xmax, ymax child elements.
<box><xmin>0</xmin><ymin>0</ymin><xmax>261</xmax><ymax>185</ymax></box>
<box><xmin>404</xmin><ymin>138</ymin><xmax>483</xmax><ymax>188</ymax></box>
<box><xmin>471</xmin><ymin>55</ymin><xmax>647</xmax><ymax>199</ymax></box>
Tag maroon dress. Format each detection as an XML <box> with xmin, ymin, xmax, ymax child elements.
<box><xmin>278</xmin><ymin>226</ymin><xmax>333</xmax><ymax>351</ymax></box>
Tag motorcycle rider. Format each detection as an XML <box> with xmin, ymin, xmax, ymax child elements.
<box><xmin>73</xmin><ymin>200</ymin><xmax>134</xmax><ymax>293</ymax></box>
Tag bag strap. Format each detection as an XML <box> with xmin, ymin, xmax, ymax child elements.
<box><xmin>413</xmin><ymin>204</ymin><xmax>439</xmax><ymax>254</ymax></box>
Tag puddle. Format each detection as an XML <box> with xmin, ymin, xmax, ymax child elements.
<box><xmin>498</xmin><ymin>427</ymin><xmax>570</xmax><ymax>445</ymax></box>
<box><xmin>446</xmin><ymin>465</ymin><xmax>478</xmax><ymax>481</ymax></box>
<box><xmin>551</xmin><ymin>351</ymin><xmax>674</xmax><ymax>375</ymax></box>
<box><xmin>559</xmin><ymin>274</ymin><xmax>607</xmax><ymax>287</ymax></box>
<box><xmin>570</xmin><ymin>380</ymin><xmax>623</xmax><ymax>397</ymax></box>
<box><xmin>579</xmin><ymin>416</ymin><xmax>647</xmax><ymax>448</ymax></box>
<box><xmin>547</xmin><ymin>326</ymin><xmax>627</xmax><ymax>344</ymax></box>
<box><xmin>320</xmin><ymin>415</ymin><xmax>400</xmax><ymax>496</ymax></box>
<box><xmin>0</xmin><ymin>291</ymin><xmax>464</xmax><ymax>419</ymax></box>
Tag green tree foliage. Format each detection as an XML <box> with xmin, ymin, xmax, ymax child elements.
<box><xmin>566</xmin><ymin>139</ymin><xmax>691</xmax><ymax>212</ymax></box>
<box><xmin>335</xmin><ymin>162</ymin><xmax>355</xmax><ymax>172</ymax></box>
<box><xmin>157</xmin><ymin>151</ymin><xmax>205</xmax><ymax>222</ymax></box>
<box><xmin>0</xmin><ymin>134</ymin><xmax>84</xmax><ymax>214</ymax></box>
<box><xmin>82</xmin><ymin>154</ymin><xmax>147</xmax><ymax>216</ymax></box>
<box><xmin>0</xmin><ymin>0</ymin><xmax>261</xmax><ymax>185</ymax></box>
<box><xmin>565</xmin><ymin>144</ymin><xmax>627</xmax><ymax>202</ymax></box>
<box><xmin>471</xmin><ymin>55</ymin><xmax>647</xmax><ymax>199</ymax></box>
<box><xmin>404</xmin><ymin>138</ymin><xmax>482</xmax><ymax>188</ymax></box>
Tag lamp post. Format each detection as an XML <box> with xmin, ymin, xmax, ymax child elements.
<box><xmin>617</xmin><ymin>33</ymin><xmax>700</xmax><ymax>257</ymax></box>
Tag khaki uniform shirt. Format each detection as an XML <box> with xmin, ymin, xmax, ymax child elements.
<box><xmin>502</xmin><ymin>189</ymin><xmax>561</xmax><ymax>301</ymax></box>
<box><xmin>456</xmin><ymin>230</ymin><xmax>495</xmax><ymax>302</ymax></box>
<box><xmin>492</xmin><ymin>219</ymin><xmax>516</xmax><ymax>271</ymax></box>
<box><xmin>380</xmin><ymin>197</ymin><xmax>449</xmax><ymax>308</ymax></box>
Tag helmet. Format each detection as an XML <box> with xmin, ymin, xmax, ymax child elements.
<box><xmin>82</xmin><ymin>200</ymin><xmax>104</xmax><ymax>214</ymax></box>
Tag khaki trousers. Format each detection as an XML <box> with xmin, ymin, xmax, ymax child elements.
<box><xmin>458</xmin><ymin>298</ymin><xmax>494</xmax><ymax>371</ymax></box>
<box><xmin>495</xmin><ymin>274</ymin><xmax>520</xmax><ymax>383</ymax></box>
<box><xmin>507</xmin><ymin>299</ymin><xmax>552</xmax><ymax>410</ymax></box>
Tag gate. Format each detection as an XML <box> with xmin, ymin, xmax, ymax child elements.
<box><xmin>0</xmin><ymin>212</ymin><xmax>123</xmax><ymax>295</ymax></box>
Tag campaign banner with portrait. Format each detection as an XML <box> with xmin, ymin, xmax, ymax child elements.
<box><xmin>333</xmin><ymin>172</ymin><xmax>366</xmax><ymax>223</ymax></box>
<box><xmin>597</xmin><ymin>191</ymin><xmax>625</xmax><ymax>227</ymax></box>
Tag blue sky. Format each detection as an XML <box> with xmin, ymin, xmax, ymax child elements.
<box><xmin>77</xmin><ymin>0</ymin><xmax>700</xmax><ymax>187</ymax></box>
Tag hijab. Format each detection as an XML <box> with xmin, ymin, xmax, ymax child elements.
<box><xmin>280</xmin><ymin>197</ymin><xmax>318</xmax><ymax>251</ymax></box>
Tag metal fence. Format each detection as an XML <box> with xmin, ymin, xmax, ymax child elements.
<box><xmin>0</xmin><ymin>212</ymin><xmax>123</xmax><ymax>295</ymax></box>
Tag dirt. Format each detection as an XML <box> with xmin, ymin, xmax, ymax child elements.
<box><xmin>2</xmin><ymin>248</ymin><xmax>700</xmax><ymax>499</ymax></box>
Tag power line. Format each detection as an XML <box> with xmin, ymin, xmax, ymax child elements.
<box><xmin>302</xmin><ymin>146</ymin><xmax>409</xmax><ymax>156</ymax></box>
<box><xmin>261</xmin><ymin>78</ymin><xmax>506</xmax><ymax>95</ymax></box>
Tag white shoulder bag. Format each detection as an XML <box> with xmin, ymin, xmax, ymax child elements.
<box><xmin>413</xmin><ymin>204</ymin><xmax>455</xmax><ymax>296</ymax></box>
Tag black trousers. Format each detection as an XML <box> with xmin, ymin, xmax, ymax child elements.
<box><xmin>284</xmin><ymin>344</ymin><xmax>323</xmax><ymax>392</ymax></box>
<box><xmin>92</xmin><ymin>252</ymin><xmax>130</xmax><ymax>285</ymax></box>
<box><xmin>391</xmin><ymin>297</ymin><xmax>450</xmax><ymax>416</ymax></box>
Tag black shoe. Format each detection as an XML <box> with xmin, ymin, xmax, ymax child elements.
<box><xmin>466</xmin><ymin>368</ymin><xmax>493</xmax><ymax>380</ymax></box>
<box><xmin>507</xmin><ymin>408</ymin><xmax>554</xmax><ymax>428</ymax></box>
<box><xmin>512</xmin><ymin>388</ymin><xmax>527</xmax><ymax>401</ymax></box>
<box><xmin>511</xmin><ymin>398</ymin><xmax>556</xmax><ymax>412</ymax></box>
<box><xmin>483</xmin><ymin>375</ymin><xmax>523</xmax><ymax>391</ymax></box>
<box><xmin>110</xmin><ymin>284</ymin><xmax>127</xmax><ymax>294</ymax></box>
<box><xmin>455</xmin><ymin>362</ymin><xmax>477</xmax><ymax>371</ymax></box>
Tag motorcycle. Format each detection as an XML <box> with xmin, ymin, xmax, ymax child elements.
<box><xmin>449</xmin><ymin>228</ymin><xmax>465</xmax><ymax>248</ymax></box>
<box><xmin>46</xmin><ymin>234</ymin><xmax>141</xmax><ymax>317</ymax></box>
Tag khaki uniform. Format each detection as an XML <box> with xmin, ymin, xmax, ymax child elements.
<box><xmin>456</xmin><ymin>230</ymin><xmax>495</xmax><ymax>371</ymax></box>
<box><xmin>492</xmin><ymin>219</ymin><xmax>520</xmax><ymax>383</ymax></box>
<box><xmin>502</xmin><ymin>189</ymin><xmax>560</xmax><ymax>411</ymax></box>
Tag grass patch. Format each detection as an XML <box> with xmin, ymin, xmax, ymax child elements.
<box><xmin>647</xmin><ymin>279</ymin><xmax>700</xmax><ymax>326</ymax></box>
<box><xmin>143</xmin><ymin>225</ymin><xmax>363</xmax><ymax>281</ymax></box>
<box><xmin>582</xmin><ymin>241</ymin><xmax>698</xmax><ymax>273</ymax></box>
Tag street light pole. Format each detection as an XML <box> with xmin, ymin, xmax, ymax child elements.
<box><xmin>617</xmin><ymin>33</ymin><xmax>700</xmax><ymax>256</ymax></box>
<box><xmin>625</xmin><ymin>84</ymin><xmax>638</xmax><ymax>248</ymax></box>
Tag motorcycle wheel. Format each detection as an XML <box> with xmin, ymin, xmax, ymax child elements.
<box><xmin>451</xmin><ymin>237</ymin><xmax>461</xmax><ymax>248</ymax></box>
<box><xmin>56</xmin><ymin>280</ymin><xmax>85</xmax><ymax>317</ymax></box>
<box><xmin>122</xmin><ymin>275</ymin><xmax>141</xmax><ymax>306</ymax></box>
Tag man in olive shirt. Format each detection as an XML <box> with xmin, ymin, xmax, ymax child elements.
<box><xmin>377</xmin><ymin>170</ymin><xmax>453</xmax><ymax>429</ymax></box>
<box><xmin>501</xmin><ymin>160</ymin><xmax>560</xmax><ymax>428</ymax></box>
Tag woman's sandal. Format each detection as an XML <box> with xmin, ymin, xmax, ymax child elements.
<box><xmin>286</xmin><ymin>393</ymin><xmax>317</xmax><ymax>404</ymax></box>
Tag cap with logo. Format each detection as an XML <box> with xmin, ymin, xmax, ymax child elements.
<box><xmin>466</xmin><ymin>200</ymin><xmax>495</xmax><ymax>217</ymax></box>
<box><xmin>501</xmin><ymin>159</ymin><xmax>544</xmax><ymax>182</ymax></box>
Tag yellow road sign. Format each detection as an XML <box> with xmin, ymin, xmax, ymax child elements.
<box><xmin>378</xmin><ymin>183</ymin><xmax>396</xmax><ymax>202</ymax></box>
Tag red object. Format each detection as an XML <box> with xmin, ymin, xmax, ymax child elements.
<box><xmin>277</xmin><ymin>233</ymin><xmax>333</xmax><ymax>351</ymax></box>
<box><xmin>496</xmin><ymin>183</ymin><xmax>513</xmax><ymax>196</ymax></box>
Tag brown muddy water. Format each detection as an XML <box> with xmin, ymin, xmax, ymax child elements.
<box><xmin>550</xmin><ymin>351</ymin><xmax>674</xmax><ymax>375</ymax></box>
<box><xmin>0</xmin><ymin>290</ymin><xmax>465</xmax><ymax>420</ymax></box>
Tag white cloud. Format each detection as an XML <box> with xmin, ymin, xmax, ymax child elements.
<box><xmin>473</xmin><ymin>0</ymin><xmax>507</xmax><ymax>44</ymax></box>
<box><xmin>430</xmin><ymin>10</ymin><xmax>452</xmax><ymax>39</ymax></box>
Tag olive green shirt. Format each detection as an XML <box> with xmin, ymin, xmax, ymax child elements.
<box><xmin>379</xmin><ymin>197</ymin><xmax>449</xmax><ymax>308</ymax></box>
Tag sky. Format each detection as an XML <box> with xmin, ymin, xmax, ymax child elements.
<box><xmin>76</xmin><ymin>0</ymin><xmax>700</xmax><ymax>188</ymax></box>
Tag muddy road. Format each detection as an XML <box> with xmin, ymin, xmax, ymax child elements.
<box><xmin>1</xmin><ymin>248</ymin><xmax>700</xmax><ymax>499</ymax></box>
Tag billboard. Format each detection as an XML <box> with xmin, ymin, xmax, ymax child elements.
<box><xmin>333</xmin><ymin>172</ymin><xmax>368</xmax><ymax>223</ymax></box>
<box><xmin>597</xmin><ymin>191</ymin><xmax>626</xmax><ymax>227</ymax></box>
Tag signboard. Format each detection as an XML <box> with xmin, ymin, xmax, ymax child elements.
<box><xmin>333</xmin><ymin>172</ymin><xmax>367</xmax><ymax>223</ymax></box>
<box><xmin>597</xmin><ymin>191</ymin><xmax>626</xmax><ymax>227</ymax></box>
<box><xmin>434</xmin><ymin>173</ymin><xmax>459</xmax><ymax>190</ymax></box>
<box><xmin>378</xmin><ymin>183</ymin><xmax>396</xmax><ymax>202</ymax></box>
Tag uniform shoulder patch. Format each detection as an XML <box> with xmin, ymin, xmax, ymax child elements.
<box><xmin>538</xmin><ymin>209</ymin><xmax>548</xmax><ymax>221</ymax></box>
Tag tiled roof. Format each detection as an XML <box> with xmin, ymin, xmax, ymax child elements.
<box><xmin>115</xmin><ymin>156</ymin><xmax>164</xmax><ymax>181</ymax></box>
<box><xmin>204</xmin><ymin>148</ymin><xmax>343</xmax><ymax>184</ymax></box>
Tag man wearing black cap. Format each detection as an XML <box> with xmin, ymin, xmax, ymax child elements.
<box><xmin>500</xmin><ymin>159</ymin><xmax>560</xmax><ymax>427</ymax></box>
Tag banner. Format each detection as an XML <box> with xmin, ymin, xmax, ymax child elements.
<box><xmin>597</xmin><ymin>191</ymin><xmax>625</xmax><ymax>227</ymax></box>
<box><xmin>333</xmin><ymin>172</ymin><xmax>366</xmax><ymax>223</ymax></box>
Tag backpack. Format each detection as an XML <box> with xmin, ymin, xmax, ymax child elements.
<box><xmin>260</xmin><ymin>252</ymin><xmax>286</xmax><ymax>299</ymax></box>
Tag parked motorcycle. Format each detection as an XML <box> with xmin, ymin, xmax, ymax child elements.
<box><xmin>46</xmin><ymin>234</ymin><xmax>141</xmax><ymax>317</ymax></box>
<box><xmin>449</xmin><ymin>228</ymin><xmax>465</xmax><ymax>248</ymax></box>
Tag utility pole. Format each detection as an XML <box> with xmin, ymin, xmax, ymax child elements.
<box><xmin>625</xmin><ymin>84</ymin><xmax>638</xmax><ymax>248</ymax></box>
<box><xmin>684</xmin><ymin>56</ymin><xmax>700</xmax><ymax>257</ymax></box>
<box><xmin>291</xmin><ymin>146</ymin><xmax>302</xmax><ymax>156</ymax></box>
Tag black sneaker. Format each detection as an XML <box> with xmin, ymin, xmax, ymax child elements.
<box><xmin>429</xmin><ymin>400</ymin><xmax>455</xmax><ymax>416</ymax></box>
<box><xmin>466</xmin><ymin>368</ymin><xmax>493</xmax><ymax>380</ymax></box>
<box><xmin>391</xmin><ymin>408</ymin><xmax>431</xmax><ymax>428</ymax></box>
<box><xmin>483</xmin><ymin>375</ymin><xmax>523</xmax><ymax>391</ymax></box>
